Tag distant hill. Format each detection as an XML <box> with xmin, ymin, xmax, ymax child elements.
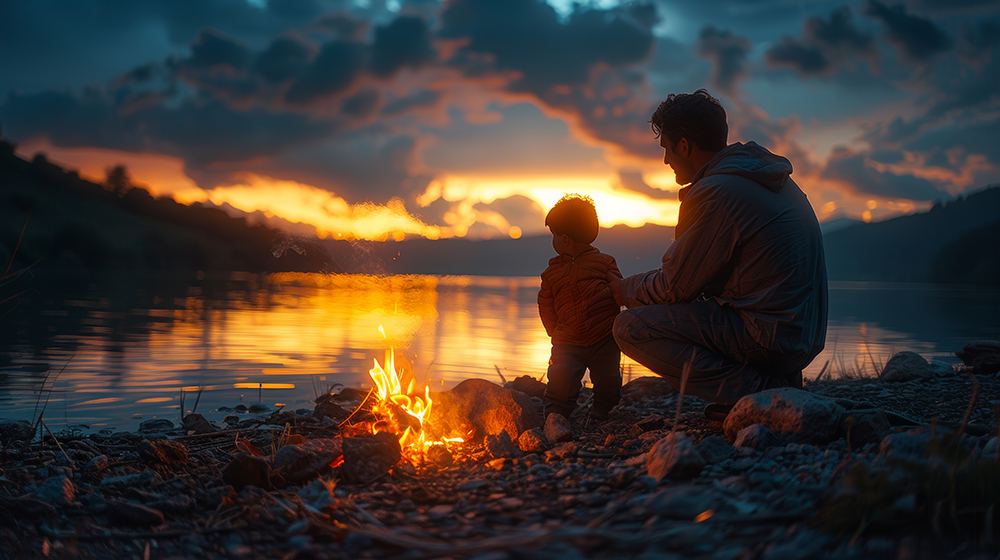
<box><xmin>0</xmin><ymin>142</ymin><xmax>334</xmax><ymax>274</ymax></box>
<box><xmin>322</xmin><ymin>223</ymin><xmax>675</xmax><ymax>277</ymax></box>
<box><xmin>824</xmin><ymin>185</ymin><xmax>1000</xmax><ymax>284</ymax></box>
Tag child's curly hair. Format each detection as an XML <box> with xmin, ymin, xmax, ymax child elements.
<box><xmin>545</xmin><ymin>194</ymin><xmax>599</xmax><ymax>244</ymax></box>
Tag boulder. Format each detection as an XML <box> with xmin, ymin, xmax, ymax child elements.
<box><xmin>881</xmin><ymin>351</ymin><xmax>934</xmax><ymax>382</ymax></box>
<box><xmin>733</xmin><ymin>424</ymin><xmax>779</xmax><ymax>451</ymax></box>
<box><xmin>340</xmin><ymin>432</ymin><xmax>402</xmax><ymax>484</ymax></box>
<box><xmin>696</xmin><ymin>435</ymin><xmax>736</xmax><ymax>464</ymax></box>
<box><xmin>137</xmin><ymin>439</ymin><xmax>189</xmax><ymax>470</ymax></box>
<box><xmin>138</xmin><ymin>418</ymin><xmax>174</xmax><ymax>432</ymax></box>
<box><xmin>879</xmin><ymin>427</ymin><xmax>933</xmax><ymax>459</ymax></box>
<box><xmin>271</xmin><ymin>438</ymin><xmax>343</xmax><ymax>484</ymax></box>
<box><xmin>723</xmin><ymin>388</ymin><xmax>846</xmax><ymax>445</ymax></box>
<box><xmin>956</xmin><ymin>340</ymin><xmax>1000</xmax><ymax>375</ymax></box>
<box><xmin>929</xmin><ymin>361</ymin><xmax>957</xmax><ymax>378</ymax></box>
<box><xmin>0</xmin><ymin>419</ymin><xmax>34</xmax><ymax>445</ymax></box>
<box><xmin>313</xmin><ymin>399</ymin><xmax>350</xmax><ymax>421</ymax></box>
<box><xmin>543</xmin><ymin>413</ymin><xmax>573</xmax><ymax>443</ymax></box>
<box><xmin>509</xmin><ymin>375</ymin><xmax>547</xmax><ymax>399</ymax></box>
<box><xmin>517</xmin><ymin>428</ymin><xmax>548</xmax><ymax>453</ymax></box>
<box><xmin>647</xmin><ymin>431</ymin><xmax>704</xmax><ymax>481</ymax></box>
<box><xmin>84</xmin><ymin>455</ymin><xmax>109</xmax><ymax>479</ymax></box>
<box><xmin>485</xmin><ymin>431</ymin><xmax>522</xmax><ymax>459</ymax></box>
<box><xmin>621</xmin><ymin>376</ymin><xmax>676</xmax><ymax>405</ymax></box>
<box><xmin>842</xmin><ymin>408</ymin><xmax>891</xmax><ymax>447</ymax></box>
<box><xmin>429</xmin><ymin>379</ymin><xmax>542</xmax><ymax>443</ymax></box>
<box><xmin>223</xmin><ymin>454</ymin><xmax>283</xmax><ymax>491</ymax></box>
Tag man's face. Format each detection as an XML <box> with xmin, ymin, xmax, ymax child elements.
<box><xmin>660</xmin><ymin>135</ymin><xmax>696</xmax><ymax>186</ymax></box>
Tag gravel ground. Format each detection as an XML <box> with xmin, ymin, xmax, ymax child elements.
<box><xmin>1</xmin><ymin>371</ymin><xmax>998</xmax><ymax>560</ymax></box>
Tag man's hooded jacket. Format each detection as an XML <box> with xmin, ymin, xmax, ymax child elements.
<box><xmin>618</xmin><ymin>141</ymin><xmax>828</xmax><ymax>361</ymax></box>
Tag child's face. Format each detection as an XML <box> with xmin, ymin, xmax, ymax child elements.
<box><xmin>550</xmin><ymin>228</ymin><xmax>572</xmax><ymax>255</ymax></box>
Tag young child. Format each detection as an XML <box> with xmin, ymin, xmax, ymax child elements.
<box><xmin>538</xmin><ymin>194</ymin><xmax>623</xmax><ymax>422</ymax></box>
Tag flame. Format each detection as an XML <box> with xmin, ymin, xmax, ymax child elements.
<box><xmin>367</xmin><ymin>325</ymin><xmax>462</xmax><ymax>453</ymax></box>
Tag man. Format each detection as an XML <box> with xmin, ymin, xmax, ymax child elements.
<box><xmin>608</xmin><ymin>89</ymin><xmax>828</xmax><ymax>421</ymax></box>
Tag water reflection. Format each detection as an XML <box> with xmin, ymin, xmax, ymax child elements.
<box><xmin>1</xmin><ymin>274</ymin><xmax>998</xmax><ymax>431</ymax></box>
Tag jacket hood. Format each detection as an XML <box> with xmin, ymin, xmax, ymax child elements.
<box><xmin>693</xmin><ymin>141</ymin><xmax>793</xmax><ymax>193</ymax></box>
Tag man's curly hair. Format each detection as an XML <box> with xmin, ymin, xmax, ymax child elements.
<box><xmin>649</xmin><ymin>89</ymin><xmax>728</xmax><ymax>152</ymax></box>
<box><xmin>545</xmin><ymin>194</ymin><xmax>599</xmax><ymax>244</ymax></box>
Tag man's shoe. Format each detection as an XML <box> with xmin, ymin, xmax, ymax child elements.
<box><xmin>703</xmin><ymin>403</ymin><xmax>734</xmax><ymax>422</ymax></box>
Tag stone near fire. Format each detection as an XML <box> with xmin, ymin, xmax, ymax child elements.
<box><xmin>881</xmin><ymin>351</ymin><xmax>935</xmax><ymax>382</ymax></box>
<box><xmin>341</xmin><ymin>431</ymin><xmax>402</xmax><ymax>484</ymax></box>
<box><xmin>647</xmin><ymin>431</ymin><xmax>704</xmax><ymax>481</ymax></box>
<box><xmin>543</xmin><ymin>413</ymin><xmax>573</xmax><ymax>443</ymax></box>
<box><xmin>223</xmin><ymin>454</ymin><xmax>282</xmax><ymax>491</ymax></box>
<box><xmin>517</xmin><ymin>428</ymin><xmax>548</xmax><ymax>453</ymax></box>
<box><xmin>182</xmin><ymin>413</ymin><xmax>218</xmax><ymax>434</ymax></box>
<box><xmin>621</xmin><ymin>376</ymin><xmax>676</xmax><ymax>405</ymax></box>
<box><xmin>508</xmin><ymin>375</ymin><xmax>547</xmax><ymax>399</ymax></box>
<box><xmin>272</xmin><ymin>437</ymin><xmax>343</xmax><ymax>484</ymax></box>
<box><xmin>313</xmin><ymin>399</ymin><xmax>350</xmax><ymax>421</ymax></box>
<box><xmin>0</xmin><ymin>419</ymin><xmax>34</xmax><ymax>445</ymax></box>
<box><xmin>426</xmin><ymin>444</ymin><xmax>454</xmax><ymax>467</ymax></box>
<box><xmin>723</xmin><ymin>388</ymin><xmax>846</xmax><ymax>445</ymax></box>
<box><xmin>137</xmin><ymin>439</ymin><xmax>189</xmax><ymax>470</ymax></box>
<box><xmin>635</xmin><ymin>414</ymin><xmax>665</xmax><ymax>433</ymax></box>
<box><xmin>733</xmin><ymin>424</ymin><xmax>779</xmax><ymax>451</ymax></box>
<box><xmin>486</xmin><ymin>430</ymin><xmax>523</xmax><ymax>459</ymax></box>
<box><xmin>956</xmin><ymin>340</ymin><xmax>1000</xmax><ymax>375</ymax></box>
<box><xmin>430</xmin><ymin>379</ymin><xmax>542</xmax><ymax>443</ymax></box>
<box><xmin>544</xmin><ymin>441</ymin><xmax>578</xmax><ymax>462</ymax></box>
<box><xmin>107</xmin><ymin>498</ymin><xmax>165</xmax><ymax>527</ymax></box>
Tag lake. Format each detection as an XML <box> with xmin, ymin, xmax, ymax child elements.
<box><xmin>2</xmin><ymin>273</ymin><xmax>998</xmax><ymax>432</ymax></box>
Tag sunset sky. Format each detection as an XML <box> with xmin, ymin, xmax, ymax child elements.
<box><xmin>1</xmin><ymin>0</ymin><xmax>997</xmax><ymax>241</ymax></box>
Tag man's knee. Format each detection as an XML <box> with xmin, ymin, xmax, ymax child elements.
<box><xmin>612</xmin><ymin>309</ymin><xmax>640</xmax><ymax>348</ymax></box>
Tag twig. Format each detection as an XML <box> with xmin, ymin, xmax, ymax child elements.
<box><xmin>40</xmin><ymin>420</ymin><xmax>73</xmax><ymax>467</ymax></box>
<box><xmin>494</xmin><ymin>365</ymin><xmax>507</xmax><ymax>385</ymax></box>
<box><xmin>191</xmin><ymin>386</ymin><xmax>204</xmax><ymax>415</ymax></box>
<box><xmin>671</xmin><ymin>349</ymin><xmax>694</xmax><ymax>436</ymax></box>
<box><xmin>957</xmin><ymin>373</ymin><xmax>980</xmax><ymax>439</ymax></box>
<box><xmin>338</xmin><ymin>387</ymin><xmax>377</xmax><ymax>427</ymax></box>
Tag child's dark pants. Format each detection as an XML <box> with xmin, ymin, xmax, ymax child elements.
<box><xmin>544</xmin><ymin>335</ymin><xmax>621</xmax><ymax>419</ymax></box>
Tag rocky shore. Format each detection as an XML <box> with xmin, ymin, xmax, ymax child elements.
<box><xmin>2</xmin><ymin>342</ymin><xmax>1000</xmax><ymax>560</ymax></box>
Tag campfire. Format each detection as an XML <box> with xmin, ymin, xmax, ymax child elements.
<box><xmin>359</xmin><ymin>325</ymin><xmax>463</xmax><ymax>457</ymax></box>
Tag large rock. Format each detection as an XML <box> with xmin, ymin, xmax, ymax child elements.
<box><xmin>880</xmin><ymin>351</ymin><xmax>934</xmax><ymax>382</ymax></box>
<box><xmin>182</xmin><ymin>413</ymin><xmax>218</xmax><ymax>434</ymax></box>
<box><xmin>621</xmin><ymin>376</ymin><xmax>676</xmax><ymax>405</ymax></box>
<box><xmin>956</xmin><ymin>340</ymin><xmax>1000</xmax><ymax>375</ymax></box>
<box><xmin>647</xmin><ymin>432</ymin><xmax>704</xmax><ymax>481</ymax></box>
<box><xmin>271</xmin><ymin>438</ymin><xmax>343</xmax><ymax>484</ymax></box>
<box><xmin>340</xmin><ymin>431</ymin><xmax>401</xmax><ymax>484</ymax></box>
<box><xmin>36</xmin><ymin>476</ymin><xmax>75</xmax><ymax>507</ymax></box>
<box><xmin>138</xmin><ymin>419</ymin><xmax>174</xmax><ymax>433</ymax></box>
<box><xmin>137</xmin><ymin>439</ymin><xmax>188</xmax><ymax>470</ymax></box>
<box><xmin>723</xmin><ymin>388</ymin><xmax>846</xmax><ymax>445</ymax></box>
<box><xmin>429</xmin><ymin>379</ymin><xmax>542</xmax><ymax>443</ymax></box>
<box><xmin>695</xmin><ymin>435</ymin><xmax>735</xmax><ymax>464</ymax></box>
<box><xmin>0</xmin><ymin>419</ymin><xmax>34</xmax><ymax>445</ymax></box>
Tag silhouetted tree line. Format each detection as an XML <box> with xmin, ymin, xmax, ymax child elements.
<box><xmin>0</xmin><ymin>131</ymin><xmax>337</xmax><ymax>274</ymax></box>
<box><xmin>823</xmin><ymin>186</ymin><xmax>1000</xmax><ymax>285</ymax></box>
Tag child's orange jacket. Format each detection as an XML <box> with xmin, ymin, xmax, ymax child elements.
<box><xmin>538</xmin><ymin>247</ymin><xmax>622</xmax><ymax>347</ymax></box>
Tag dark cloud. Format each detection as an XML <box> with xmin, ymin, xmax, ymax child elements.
<box><xmin>186</xmin><ymin>28</ymin><xmax>251</xmax><ymax>73</ymax></box>
<box><xmin>340</xmin><ymin>89</ymin><xmax>381</xmax><ymax>118</ymax></box>
<box><xmin>371</xmin><ymin>16</ymin><xmax>435</xmax><ymax>77</ymax></box>
<box><xmin>822</xmin><ymin>147</ymin><xmax>950</xmax><ymax>200</ymax></box>
<box><xmin>253</xmin><ymin>35</ymin><xmax>314</xmax><ymax>83</ymax></box>
<box><xmin>284</xmin><ymin>40</ymin><xmax>368</xmax><ymax>105</ymax></box>
<box><xmin>957</xmin><ymin>18</ymin><xmax>1000</xmax><ymax>65</ymax></box>
<box><xmin>0</xmin><ymin>88</ymin><xmax>337</xmax><ymax>166</ymax></box>
<box><xmin>382</xmin><ymin>89</ymin><xmax>443</xmax><ymax>116</ymax></box>
<box><xmin>864</xmin><ymin>1</ymin><xmax>953</xmax><ymax>63</ymax></box>
<box><xmin>765</xmin><ymin>7</ymin><xmax>878</xmax><ymax>76</ymax></box>
<box><xmin>693</xmin><ymin>26</ymin><xmax>752</xmax><ymax>93</ymax></box>
<box><xmin>615</xmin><ymin>170</ymin><xmax>674</xmax><ymax>200</ymax></box>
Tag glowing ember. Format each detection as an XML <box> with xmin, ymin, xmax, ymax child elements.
<box><xmin>367</xmin><ymin>325</ymin><xmax>462</xmax><ymax>453</ymax></box>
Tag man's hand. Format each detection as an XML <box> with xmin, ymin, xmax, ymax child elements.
<box><xmin>606</xmin><ymin>270</ymin><xmax>623</xmax><ymax>307</ymax></box>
